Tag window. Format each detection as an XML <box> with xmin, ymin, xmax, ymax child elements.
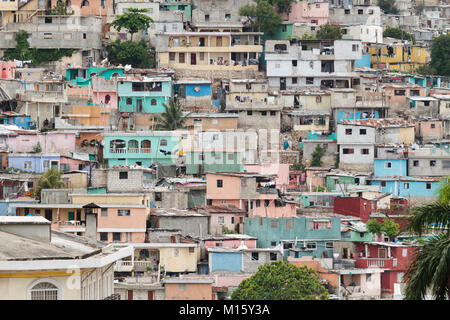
<box><xmin>205</xmin><ymin>14</ymin><xmax>209</xmax><ymax>21</ymax></box>
<box><xmin>306</xmin><ymin>242</ymin><xmax>317</xmax><ymax>250</ymax></box>
<box><xmin>30</xmin><ymin>282</ymin><xmax>59</xmax><ymax>300</ymax></box>
<box><xmin>430</xmin><ymin>160</ymin><xmax>436</xmax><ymax>167</ymax></box>
<box><xmin>264</xmin><ymin>200</ymin><xmax>270</xmax><ymax>207</ymax></box>
<box><xmin>402</xmin><ymin>249</ymin><xmax>408</xmax><ymax>257</ymax></box>
<box><xmin>360</xmin><ymin>129</ymin><xmax>367</xmax><ymax>135</ymax></box>
<box><xmin>119</xmin><ymin>172</ymin><xmax>128</xmax><ymax>179</ymax></box>
<box><xmin>270</xmin><ymin>111</ymin><xmax>276</xmax><ymax>116</ymax></box>
<box><xmin>270</xmin><ymin>220</ymin><xmax>278</xmax><ymax>228</ymax></box>
<box><xmin>126</xmin><ymin>98</ymin><xmax>132</xmax><ymax>105</ymax></box>
<box><xmin>282</xmin><ymin>24</ymin><xmax>287</xmax><ymax>32</ymax></box>
<box><xmin>424</xmin><ymin>101</ymin><xmax>430</xmax><ymax>107</ymax></box>
<box><xmin>361</xmin><ymin>149</ymin><xmax>370</xmax><ymax>155</ymax></box>
<box><xmin>24</xmin><ymin>161</ymin><xmax>32</xmax><ymax>169</ymax></box>
<box><xmin>113</xmin><ymin>232</ymin><xmax>121</xmax><ymax>241</ymax></box>
<box><xmin>285</xmin><ymin>220</ymin><xmax>293</xmax><ymax>230</ymax></box>
<box><xmin>292</xmin><ymin>60</ymin><xmax>297</xmax><ymax>67</ymax></box>
<box><xmin>413</xmin><ymin>160</ymin><xmax>419</xmax><ymax>167</ymax></box>
<box><xmin>404</xmin><ymin>183</ymin><xmax>409</xmax><ymax>189</ymax></box>
<box><xmin>381</xmin><ymin>181</ymin><xmax>387</xmax><ymax>187</ymax></box>
<box><xmin>43</xmin><ymin>160</ymin><xmax>50</xmax><ymax>169</ymax></box>
<box><xmin>358</xmin><ymin>9</ymin><xmax>363</xmax><ymax>14</ymax></box>
<box><xmin>306</xmin><ymin>77</ymin><xmax>314</xmax><ymax>84</ymax></box>
<box><xmin>83</xmin><ymin>33</ymin><xmax>87</xmax><ymax>39</ymax></box>
<box><xmin>255</xmin><ymin>200</ymin><xmax>260</xmax><ymax>207</ymax></box>
<box><xmin>218</xmin><ymin>216</ymin><xmax>224</xmax><ymax>224</ymax></box>
<box><xmin>270</xmin><ymin>241</ymin><xmax>277</xmax><ymax>246</ymax></box>
<box><xmin>199</xmin><ymin>52</ymin><xmax>204</xmax><ymax>61</ymax></box>
<box><xmin>251</xmin><ymin>252</ymin><xmax>259</xmax><ymax>260</ymax></box>
<box><xmin>169</xmin><ymin>52</ymin><xmax>175</xmax><ymax>61</ymax></box>
<box><xmin>431</xmin><ymin>123</ymin><xmax>435</xmax><ymax>129</ymax></box>
<box><xmin>217</xmin><ymin>179</ymin><xmax>223</xmax><ymax>188</ymax></box>
<box><xmin>326</xmin><ymin>242</ymin><xmax>333</xmax><ymax>249</ymax></box>
<box><xmin>189</xmin><ymin>247</ymin><xmax>195</xmax><ymax>254</ymax></box>
<box><xmin>247</xmin><ymin>110</ymin><xmax>253</xmax><ymax>116</ymax></box>
<box><xmin>100</xmin><ymin>232</ymin><xmax>108</xmax><ymax>241</ymax></box>
<box><xmin>270</xmin><ymin>253</ymin><xmax>277</xmax><ymax>261</ymax></box>
<box><xmin>160</xmin><ymin>139</ymin><xmax>168</xmax><ymax>146</ymax></box>
<box><xmin>343</xmin><ymin>148</ymin><xmax>354</xmax><ymax>154</ymax></box>
<box><xmin>101</xmin><ymin>208</ymin><xmax>108</xmax><ymax>216</ymax></box>
<box><xmin>227</xmin><ymin>153</ymin><xmax>234</xmax><ymax>161</ymax></box>
<box><xmin>385</xmin><ymin>162</ymin><xmax>392</xmax><ymax>168</ymax></box>
<box><xmin>394</xmin><ymin>90</ymin><xmax>406</xmax><ymax>96</ymax></box>
<box><xmin>369</xmin><ymin>9</ymin><xmax>374</xmax><ymax>14</ymax></box>
<box><xmin>198</xmin><ymin>153</ymin><xmax>204</xmax><ymax>161</ymax></box>
<box><xmin>118</xmin><ymin>210</ymin><xmax>130</xmax><ymax>216</ymax></box>
<box><xmin>225</xmin><ymin>13</ymin><xmax>231</xmax><ymax>19</ymax></box>
<box><xmin>352</xmin><ymin>44</ymin><xmax>359</xmax><ymax>51</ymax></box>
<box><xmin>81</xmin><ymin>0</ymin><xmax>89</xmax><ymax>6</ymax></box>
<box><xmin>151</xmin><ymin>99</ymin><xmax>157</xmax><ymax>106</ymax></box>
<box><xmin>178</xmin><ymin>283</ymin><xmax>186</xmax><ymax>290</ymax></box>
<box><xmin>292</xmin><ymin>77</ymin><xmax>297</xmax><ymax>84</ymax></box>
<box><xmin>155</xmin><ymin>192</ymin><xmax>162</xmax><ymax>201</ymax></box>
<box><xmin>345</xmin><ymin>9</ymin><xmax>350</xmax><ymax>14</ymax></box>
<box><xmin>179</xmin><ymin>53</ymin><xmax>185</xmax><ymax>63</ymax></box>
<box><xmin>366</xmin><ymin>274</ymin><xmax>372</xmax><ymax>282</ymax></box>
<box><xmin>261</xmin><ymin>111</ymin><xmax>267</xmax><ymax>116</ymax></box>
<box><xmin>213</xmin><ymin>152</ymin><xmax>221</xmax><ymax>160</ymax></box>
<box><xmin>174</xmin><ymin>248</ymin><xmax>179</xmax><ymax>257</ymax></box>
<box><xmin>426</xmin><ymin>183</ymin><xmax>432</xmax><ymax>189</ymax></box>
<box><xmin>345</xmin><ymin>129</ymin><xmax>352</xmax><ymax>135</ymax></box>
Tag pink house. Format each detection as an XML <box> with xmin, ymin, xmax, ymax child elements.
<box><xmin>0</xmin><ymin>61</ymin><xmax>16</xmax><ymax>79</ymax></box>
<box><xmin>67</xmin><ymin>86</ymin><xmax>118</xmax><ymax>110</ymax></box>
<box><xmin>244</xmin><ymin>164</ymin><xmax>290</xmax><ymax>192</ymax></box>
<box><xmin>206</xmin><ymin>173</ymin><xmax>297</xmax><ymax>218</ymax></box>
<box><xmin>283</xmin><ymin>1</ymin><xmax>329</xmax><ymax>25</ymax></box>
<box><xmin>0</xmin><ymin>130</ymin><xmax>76</xmax><ymax>154</ymax></box>
<box><xmin>60</xmin><ymin>155</ymin><xmax>90</xmax><ymax>172</ymax></box>
<box><xmin>202</xmin><ymin>234</ymin><xmax>257</xmax><ymax>259</ymax></box>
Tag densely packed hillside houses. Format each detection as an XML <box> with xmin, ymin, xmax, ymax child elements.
<box><xmin>0</xmin><ymin>0</ymin><xmax>449</xmax><ymax>301</ymax></box>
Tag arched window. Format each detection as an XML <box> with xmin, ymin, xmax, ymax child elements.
<box><xmin>110</xmin><ymin>139</ymin><xmax>126</xmax><ymax>153</ymax></box>
<box><xmin>30</xmin><ymin>282</ymin><xmax>59</xmax><ymax>300</ymax></box>
<box><xmin>141</xmin><ymin>140</ymin><xmax>151</xmax><ymax>153</ymax></box>
<box><xmin>151</xmin><ymin>99</ymin><xmax>157</xmax><ymax>106</ymax></box>
<box><xmin>104</xmin><ymin>94</ymin><xmax>111</xmax><ymax>104</ymax></box>
<box><xmin>111</xmin><ymin>72</ymin><xmax>120</xmax><ymax>77</ymax></box>
<box><xmin>128</xmin><ymin>139</ymin><xmax>139</xmax><ymax>153</ymax></box>
<box><xmin>126</xmin><ymin>98</ymin><xmax>132</xmax><ymax>105</ymax></box>
<box><xmin>81</xmin><ymin>0</ymin><xmax>89</xmax><ymax>7</ymax></box>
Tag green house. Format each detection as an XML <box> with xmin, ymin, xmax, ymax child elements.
<box><xmin>66</xmin><ymin>67</ymin><xmax>123</xmax><ymax>85</ymax></box>
<box><xmin>185</xmin><ymin>151</ymin><xmax>243</xmax><ymax>175</ymax></box>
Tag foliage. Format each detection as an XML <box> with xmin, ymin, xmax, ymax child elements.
<box><xmin>47</xmin><ymin>2</ymin><xmax>73</xmax><ymax>15</ymax></box>
<box><xmin>222</xmin><ymin>225</ymin><xmax>238</xmax><ymax>234</ymax></box>
<box><xmin>378</xmin><ymin>0</ymin><xmax>399</xmax><ymax>14</ymax></box>
<box><xmin>383</xmin><ymin>26</ymin><xmax>415</xmax><ymax>44</ymax></box>
<box><xmin>380</xmin><ymin>218</ymin><xmax>400</xmax><ymax>240</ymax></box>
<box><xmin>312</xmin><ymin>185</ymin><xmax>326</xmax><ymax>192</ymax></box>
<box><xmin>316</xmin><ymin>24</ymin><xmax>342</xmax><ymax>40</ymax></box>
<box><xmin>403</xmin><ymin>178</ymin><xmax>450</xmax><ymax>300</ymax></box>
<box><xmin>34</xmin><ymin>168</ymin><xmax>65</xmax><ymax>200</ymax></box>
<box><xmin>231</xmin><ymin>261</ymin><xmax>329</xmax><ymax>300</ymax></box>
<box><xmin>110</xmin><ymin>8</ymin><xmax>154</xmax><ymax>41</ymax></box>
<box><xmin>366</xmin><ymin>219</ymin><xmax>383</xmax><ymax>234</ymax></box>
<box><xmin>155</xmin><ymin>98</ymin><xmax>191</xmax><ymax>130</ymax></box>
<box><xmin>300</xmin><ymin>32</ymin><xmax>316</xmax><ymax>40</ymax></box>
<box><xmin>106</xmin><ymin>39</ymin><xmax>155</xmax><ymax>68</ymax></box>
<box><xmin>414</xmin><ymin>3</ymin><xmax>425</xmax><ymax>15</ymax></box>
<box><xmin>311</xmin><ymin>144</ymin><xmax>325</xmax><ymax>167</ymax></box>
<box><xmin>430</xmin><ymin>34</ymin><xmax>450</xmax><ymax>77</ymax></box>
<box><xmin>3</xmin><ymin>30</ymin><xmax>75</xmax><ymax>65</ymax></box>
<box><xmin>415</xmin><ymin>64</ymin><xmax>437</xmax><ymax>76</ymax></box>
<box><xmin>334</xmin><ymin>154</ymin><xmax>339</xmax><ymax>168</ymax></box>
<box><xmin>269</xmin><ymin>0</ymin><xmax>294</xmax><ymax>14</ymax></box>
<box><xmin>31</xmin><ymin>143</ymin><xmax>42</xmax><ymax>154</ymax></box>
<box><xmin>291</xmin><ymin>162</ymin><xmax>306</xmax><ymax>171</ymax></box>
<box><xmin>240</xmin><ymin>0</ymin><xmax>283</xmax><ymax>35</ymax></box>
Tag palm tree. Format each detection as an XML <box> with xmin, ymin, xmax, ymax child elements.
<box><xmin>154</xmin><ymin>98</ymin><xmax>191</xmax><ymax>130</ymax></box>
<box><xmin>403</xmin><ymin>176</ymin><xmax>450</xmax><ymax>300</ymax></box>
<box><xmin>34</xmin><ymin>168</ymin><xmax>66</xmax><ymax>200</ymax></box>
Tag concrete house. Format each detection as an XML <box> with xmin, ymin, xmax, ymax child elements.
<box><xmin>408</xmin><ymin>148</ymin><xmax>450</xmax><ymax>177</ymax></box>
<box><xmin>194</xmin><ymin>205</ymin><xmax>247</xmax><ymax>235</ymax></box>
<box><xmin>185</xmin><ymin>113</ymin><xmax>239</xmax><ymax>132</ymax></box>
<box><xmin>302</xmin><ymin>132</ymin><xmax>337</xmax><ymax>168</ymax></box>
<box><xmin>149</xmin><ymin>208</ymin><xmax>210</xmax><ymax>237</ymax></box>
<box><xmin>265</xmin><ymin>39</ymin><xmax>362</xmax><ymax>90</ymax></box>
<box><xmin>415</xmin><ymin>119</ymin><xmax>443</xmax><ymax>142</ymax></box>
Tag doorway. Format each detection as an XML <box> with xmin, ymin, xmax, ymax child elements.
<box><xmin>45</xmin><ymin>209</ymin><xmax>52</xmax><ymax>221</ymax></box>
<box><xmin>136</xmin><ymin>99</ymin><xmax>143</xmax><ymax>112</ymax></box>
<box><xmin>191</xmin><ymin>53</ymin><xmax>197</xmax><ymax>65</ymax></box>
<box><xmin>280</xmin><ymin>77</ymin><xmax>286</xmax><ymax>91</ymax></box>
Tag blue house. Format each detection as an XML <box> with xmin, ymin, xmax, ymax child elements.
<box><xmin>117</xmin><ymin>76</ymin><xmax>172</xmax><ymax>114</ymax></box>
<box><xmin>244</xmin><ymin>217</ymin><xmax>341</xmax><ymax>259</ymax></box>
<box><xmin>355</xmin><ymin>54</ymin><xmax>371</xmax><ymax>68</ymax></box>
<box><xmin>374</xmin><ymin>159</ymin><xmax>408</xmax><ymax>177</ymax></box>
<box><xmin>0</xmin><ymin>113</ymin><xmax>35</xmax><ymax>130</ymax></box>
<box><xmin>7</xmin><ymin>153</ymin><xmax>60</xmax><ymax>173</ymax></box>
<box><xmin>174</xmin><ymin>80</ymin><xmax>212</xmax><ymax>101</ymax></box>
<box><xmin>368</xmin><ymin>177</ymin><xmax>441</xmax><ymax>198</ymax></box>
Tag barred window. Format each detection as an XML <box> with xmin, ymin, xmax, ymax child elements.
<box><xmin>30</xmin><ymin>282</ymin><xmax>59</xmax><ymax>300</ymax></box>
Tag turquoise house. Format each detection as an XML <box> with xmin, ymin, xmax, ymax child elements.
<box><xmin>244</xmin><ymin>217</ymin><xmax>341</xmax><ymax>259</ymax></box>
<box><xmin>160</xmin><ymin>2</ymin><xmax>192</xmax><ymax>21</ymax></box>
<box><xmin>117</xmin><ymin>77</ymin><xmax>172</xmax><ymax>114</ymax></box>
<box><xmin>66</xmin><ymin>67</ymin><xmax>123</xmax><ymax>85</ymax></box>
<box><xmin>185</xmin><ymin>151</ymin><xmax>243</xmax><ymax>175</ymax></box>
<box><xmin>103</xmin><ymin>131</ymin><xmax>181</xmax><ymax>168</ymax></box>
<box><xmin>374</xmin><ymin>159</ymin><xmax>407</xmax><ymax>177</ymax></box>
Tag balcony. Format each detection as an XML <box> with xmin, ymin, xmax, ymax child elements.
<box><xmin>110</xmin><ymin>148</ymin><xmax>127</xmax><ymax>154</ymax></box>
<box><xmin>51</xmin><ymin>221</ymin><xmax>86</xmax><ymax>232</ymax></box>
<box><xmin>355</xmin><ymin>258</ymin><xmax>397</xmax><ymax>269</ymax></box>
<box><xmin>127</xmin><ymin>148</ymin><xmax>139</xmax><ymax>154</ymax></box>
<box><xmin>141</xmin><ymin>148</ymin><xmax>151</xmax><ymax>153</ymax></box>
<box><xmin>256</xmin><ymin>187</ymin><xmax>278</xmax><ymax>194</ymax></box>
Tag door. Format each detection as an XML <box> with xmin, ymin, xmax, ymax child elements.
<box><xmin>68</xmin><ymin>211</ymin><xmax>75</xmax><ymax>221</ymax></box>
<box><xmin>136</xmin><ymin>99</ymin><xmax>143</xmax><ymax>112</ymax></box>
<box><xmin>217</xmin><ymin>36</ymin><xmax>222</xmax><ymax>47</ymax></box>
<box><xmin>378</xmin><ymin>248</ymin><xmax>386</xmax><ymax>258</ymax></box>
<box><xmin>127</xmin><ymin>290</ymin><xmax>133</xmax><ymax>300</ymax></box>
<box><xmin>45</xmin><ymin>209</ymin><xmax>52</xmax><ymax>221</ymax></box>
<box><xmin>147</xmin><ymin>291</ymin><xmax>154</xmax><ymax>300</ymax></box>
<box><xmin>191</xmin><ymin>53</ymin><xmax>197</xmax><ymax>65</ymax></box>
<box><xmin>280</xmin><ymin>77</ymin><xmax>286</xmax><ymax>91</ymax></box>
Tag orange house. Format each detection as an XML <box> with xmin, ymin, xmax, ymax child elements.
<box><xmin>164</xmin><ymin>279</ymin><xmax>214</xmax><ymax>300</ymax></box>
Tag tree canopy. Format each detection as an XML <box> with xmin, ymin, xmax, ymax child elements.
<box><xmin>366</xmin><ymin>218</ymin><xmax>399</xmax><ymax>241</ymax></box>
<box><xmin>429</xmin><ymin>34</ymin><xmax>450</xmax><ymax>77</ymax></box>
<box><xmin>231</xmin><ymin>261</ymin><xmax>329</xmax><ymax>300</ymax></box>
<box><xmin>311</xmin><ymin>144</ymin><xmax>325</xmax><ymax>167</ymax></box>
<box><xmin>383</xmin><ymin>26</ymin><xmax>415</xmax><ymax>44</ymax></box>
<box><xmin>378</xmin><ymin>0</ymin><xmax>399</xmax><ymax>14</ymax></box>
<box><xmin>269</xmin><ymin>0</ymin><xmax>294</xmax><ymax>14</ymax></box>
<box><xmin>316</xmin><ymin>24</ymin><xmax>343</xmax><ymax>40</ymax></box>
<box><xmin>110</xmin><ymin>8</ymin><xmax>154</xmax><ymax>41</ymax></box>
<box><xmin>155</xmin><ymin>98</ymin><xmax>191</xmax><ymax>130</ymax></box>
<box><xmin>240</xmin><ymin>0</ymin><xmax>283</xmax><ymax>35</ymax></box>
<box><xmin>34</xmin><ymin>168</ymin><xmax>66</xmax><ymax>200</ymax></box>
<box><xmin>106</xmin><ymin>39</ymin><xmax>155</xmax><ymax>68</ymax></box>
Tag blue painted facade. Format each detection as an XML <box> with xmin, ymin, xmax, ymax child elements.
<box><xmin>244</xmin><ymin>217</ymin><xmax>341</xmax><ymax>259</ymax></box>
<box><xmin>374</xmin><ymin>159</ymin><xmax>407</xmax><ymax>177</ymax></box>
<box><xmin>209</xmin><ymin>251</ymin><xmax>242</xmax><ymax>272</ymax></box>
<box><xmin>66</xmin><ymin>67</ymin><xmax>123</xmax><ymax>85</ymax></box>
<box><xmin>408</xmin><ymin>76</ymin><xmax>441</xmax><ymax>93</ymax></box>
<box><xmin>370</xmin><ymin>178</ymin><xmax>440</xmax><ymax>197</ymax></box>
<box><xmin>117</xmin><ymin>78</ymin><xmax>172</xmax><ymax>114</ymax></box>
<box><xmin>7</xmin><ymin>154</ymin><xmax>60</xmax><ymax>173</ymax></box>
<box><xmin>336</xmin><ymin>110</ymin><xmax>379</xmax><ymax>124</ymax></box>
<box><xmin>355</xmin><ymin>54</ymin><xmax>371</xmax><ymax>68</ymax></box>
<box><xmin>0</xmin><ymin>199</ymin><xmax>38</xmax><ymax>216</ymax></box>
<box><xmin>0</xmin><ymin>115</ymin><xmax>35</xmax><ymax>129</ymax></box>
<box><xmin>175</xmin><ymin>83</ymin><xmax>212</xmax><ymax>98</ymax></box>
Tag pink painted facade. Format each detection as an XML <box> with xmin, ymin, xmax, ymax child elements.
<box><xmin>209</xmin><ymin>212</ymin><xmax>246</xmax><ymax>234</ymax></box>
<box><xmin>92</xmin><ymin>91</ymin><xmax>118</xmax><ymax>110</ymax></box>
<box><xmin>244</xmin><ymin>164</ymin><xmax>290</xmax><ymax>192</ymax></box>
<box><xmin>215</xmin><ymin>274</ymin><xmax>252</xmax><ymax>288</ymax></box>
<box><xmin>0</xmin><ymin>61</ymin><xmax>16</xmax><ymax>79</ymax></box>
<box><xmin>283</xmin><ymin>1</ymin><xmax>329</xmax><ymax>25</ymax></box>
<box><xmin>204</xmin><ymin>238</ymin><xmax>256</xmax><ymax>258</ymax></box>
<box><xmin>0</xmin><ymin>132</ymin><xmax>76</xmax><ymax>154</ymax></box>
<box><xmin>97</xmin><ymin>207</ymin><xmax>148</xmax><ymax>243</ymax></box>
<box><xmin>416</xmin><ymin>120</ymin><xmax>443</xmax><ymax>141</ymax></box>
<box><xmin>60</xmin><ymin>156</ymin><xmax>89</xmax><ymax>172</ymax></box>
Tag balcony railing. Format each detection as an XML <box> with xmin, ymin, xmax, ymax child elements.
<box><xmin>110</xmin><ymin>148</ymin><xmax>127</xmax><ymax>154</ymax></box>
<box><xmin>127</xmin><ymin>148</ymin><xmax>139</xmax><ymax>153</ymax></box>
<box><xmin>115</xmin><ymin>260</ymin><xmax>158</xmax><ymax>273</ymax></box>
<box><xmin>141</xmin><ymin>148</ymin><xmax>151</xmax><ymax>153</ymax></box>
<box><xmin>355</xmin><ymin>258</ymin><xmax>396</xmax><ymax>269</ymax></box>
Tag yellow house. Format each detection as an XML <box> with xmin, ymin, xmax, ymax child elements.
<box><xmin>369</xmin><ymin>43</ymin><xmax>430</xmax><ymax>72</ymax></box>
<box><xmin>159</xmin><ymin>32</ymin><xmax>263</xmax><ymax>71</ymax></box>
<box><xmin>0</xmin><ymin>0</ymin><xmax>43</xmax><ymax>27</ymax></box>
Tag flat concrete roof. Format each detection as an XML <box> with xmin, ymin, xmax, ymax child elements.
<box><xmin>0</xmin><ymin>216</ymin><xmax>50</xmax><ymax>225</ymax></box>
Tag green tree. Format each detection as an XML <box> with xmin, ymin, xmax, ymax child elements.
<box><xmin>155</xmin><ymin>98</ymin><xmax>191</xmax><ymax>130</ymax></box>
<box><xmin>316</xmin><ymin>24</ymin><xmax>342</xmax><ymax>40</ymax></box>
<box><xmin>300</xmin><ymin>32</ymin><xmax>316</xmax><ymax>40</ymax></box>
<box><xmin>415</xmin><ymin>64</ymin><xmax>437</xmax><ymax>76</ymax></box>
<box><xmin>47</xmin><ymin>2</ymin><xmax>73</xmax><ymax>15</ymax></box>
<box><xmin>106</xmin><ymin>39</ymin><xmax>155</xmax><ymax>68</ymax></box>
<box><xmin>31</xmin><ymin>142</ymin><xmax>42</xmax><ymax>154</ymax></box>
<box><xmin>3</xmin><ymin>30</ymin><xmax>75</xmax><ymax>65</ymax></box>
<box><xmin>383</xmin><ymin>26</ymin><xmax>415</xmax><ymax>44</ymax></box>
<box><xmin>404</xmin><ymin>177</ymin><xmax>450</xmax><ymax>300</ymax></box>
<box><xmin>240</xmin><ymin>0</ymin><xmax>282</xmax><ymax>35</ymax></box>
<box><xmin>310</xmin><ymin>144</ymin><xmax>325</xmax><ymax>167</ymax></box>
<box><xmin>110</xmin><ymin>8</ymin><xmax>154</xmax><ymax>41</ymax></box>
<box><xmin>34</xmin><ymin>168</ymin><xmax>66</xmax><ymax>200</ymax></box>
<box><xmin>380</xmin><ymin>218</ymin><xmax>400</xmax><ymax>241</ymax></box>
<box><xmin>269</xmin><ymin>0</ymin><xmax>294</xmax><ymax>14</ymax></box>
<box><xmin>430</xmin><ymin>34</ymin><xmax>450</xmax><ymax>77</ymax></box>
<box><xmin>231</xmin><ymin>261</ymin><xmax>329</xmax><ymax>300</ymax></box>
<box><xmin>378</xmin><ymin>0</ymin><xmax>399</xmax><ymax>14</ymax></box>
<box><xmin>366</xmin><ymin>219</ymin><xmax>383</xmax><ymax>234</ymax></box>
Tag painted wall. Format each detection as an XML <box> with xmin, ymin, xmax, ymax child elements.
<box><xmin>373</xmin><ymin>159</ymin><xmax>408</xmax><ymax>177</ymax></box>
<box><xmin>159</xmin><ymin>247</ymin><xmax>198</xmax><ymax>273</ymax></box>
<box><xmin>209</xmin><ymin>251</ymin><xmax>242</xmax><ymax>272</ymax></box>
<box><xmin>165</xmin><ymin>282</ymin><xmax>212</xmax><ymax>300</ymax></box>
<box><xmin>8</xmin><ymin>154</ymin><xmax>60</xmax><ymax>173</ymax></box>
